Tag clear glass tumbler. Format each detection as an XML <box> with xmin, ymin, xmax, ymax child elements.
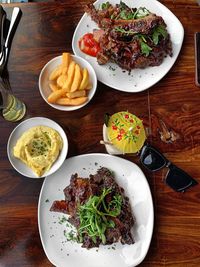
<box><xmin>0</xmin><ymin>85</ymin><xmax>26</xmax><ymax>122</ymax></box>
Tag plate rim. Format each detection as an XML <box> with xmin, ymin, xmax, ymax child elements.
<box><xmin>38</xmin><ymin>152</ymin><xmax>154</xmax><ymax>267</ymax></box>
<box><xmin>72</xmin><ymin>0</ymin><xmax>184</xmax><ymax>93</ymax></box>
<box><xmin>7</xmin><ymin>116</ymin><xmax>68</xmax><ymax>178</ymax></box>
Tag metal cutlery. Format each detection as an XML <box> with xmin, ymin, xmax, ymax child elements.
<box><xmin>0</xmin><ymin>7</ymin><xmax>21</xmax><ymax>74</ymax></box>
<box><xmin>0</xmin><ymin>6</ymin><xmax>6</xmax><ymax>60</ymax></box>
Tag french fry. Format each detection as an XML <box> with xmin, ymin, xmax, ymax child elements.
<box><xmin>49</xmin><ymin>83</ymin><xmax>60</xmax><ymax>92</ymax></box>
<box><xmin>48</xmin><ymin>88</ymin><xmax>68</xmax><ymax>103</ymax></box>
<box><xmin>56</xmin><ymin>97</ymin><xmax>88</xmax><ymax>106</ymax></box>
<box><xmin>85</xmin><ymin>82</ymin><xmax>92</xmax><ymax>90</ymax></box>
<box><xmin>62</xmin><ymin>61</ymin><xmax>76</xmax><ymax>91</ymax></box>
<box><xmin>49</xmin><ymin>65</ymin><xmax>62</xmax><ymax>81</ymax></box>
<box><xmin>62</xmin><ymin>53</ymin><xmax>71</xmax><ymax>74</ymax></box>
<box><xmin>66</xmin><ymin>90</ymin><xmax>86</xmax><ymax>99</ymax></box>
<box><xmin>79</xmin><ymin>68</ymin><xmax>89</xmax><ymax>90</ymax></box>
<box><xmin>70</xmin><ymin>64</ymin><xmax>82</xmax><ymax>92</ymax></box>
<box><xmin>57</xmin><ymin>74</ymin><xmax>68</xmax><ymax>88</ymax></box>
<box><xmin>47</xmin><ymin>53</ymin><xmax>92</xmax><ymax>107</ymax></box>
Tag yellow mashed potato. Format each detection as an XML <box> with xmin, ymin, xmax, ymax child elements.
<box><xmin>13</xmin><ymin>126</ymin><xmax>63</xmax><ymax>177</ymax></box>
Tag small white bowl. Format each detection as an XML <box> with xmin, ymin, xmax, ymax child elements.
<box><xmin>39</xmin><ymin>54</ymin><xmax>97</xmax><ymax>111</ymax></box>
<box><xmin>7</xmin><ymin>117</ymin><xmax>68</xmax><ymax>178</ymax></box>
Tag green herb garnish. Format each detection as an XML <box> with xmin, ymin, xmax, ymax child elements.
<box><xmin>133</xmin><ymin>7</ymin><xmax>150</xmax><ymax>19</ymax></box>
<box><xmin>59</xmin><ymin>216</ymin><xmax>68</xmax><ymax>224</ymax></box>
<box><xmin>152</xmin><ymin>25</ymin><xmax>168</xmax><ymax>45</ymax></box>
<box><xmin>140</xmin><ymin>41</ymin><xmax>152</xmax><ymax>57</ymax></box>
<box><xmin>117</xmin><ymin>4</ymin><xmax>150</xmax><ymax>20</ymax></box>
<box><xmin>119</xmin><ymin>9</ymin><xmax>134</xmax><ymax>20</ymax></box>
<box><xmin>135</xmin><ymin>34</ymin><xmax>152</xmax><ymax>56</ymax></box>
<box><xmin>101</xmin><ymin>1</ymin><xmax>110</xmax><ymax>10</ymax></box>
<box><xmin>42</xmin><ymin>131</ymin><xmax>51</xmax><ymax>146</ymax></box>
<box><xmin>64</xmin><ymin>229</ymin><xmax>77</xmax><ymax>242</ymax></box>
<box><xmin>119</xmin><ymin>0</ymin><xmax>128</xmax><ymax>10</ymax></box>
<box><xmin>77</xmin><ymin>188</ymin><xmax>122</xmax><ymax>244</ymax></box>
<box><xmin>114</xmin><ymin>27</ymin><xmax>136</xmax><ymax>35</ymax></box>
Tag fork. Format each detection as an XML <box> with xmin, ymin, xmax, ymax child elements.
<box><xmin>0</xmin><ymin>7</ymin><xmax>21</xmax><ymax>91</ymax></box>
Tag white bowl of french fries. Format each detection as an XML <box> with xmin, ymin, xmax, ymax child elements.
<box><xmin>39</xmin><ymin>53</ymin><xmax>97</xmax><ymax>111</ymax></box>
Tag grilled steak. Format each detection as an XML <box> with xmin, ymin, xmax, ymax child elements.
<box><xmin>50</xmin><ymin>167</ymin><xmax>135</xmax><ymax>249</ymax></box>
<box><xmin>85</xmin><ymin>2</ymin><xmax>172</xmax><ymax>71</ymax></box>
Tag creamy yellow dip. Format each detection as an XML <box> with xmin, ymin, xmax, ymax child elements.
<box><xmin>13</xmin><ymin>126</ymin><xmax>63</xmax><ymax>177</ymax></box>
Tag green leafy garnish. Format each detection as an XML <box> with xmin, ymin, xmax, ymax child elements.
<box><xmin>117</xmin><ymin>3</ymin><xmax>150</xmax><ymax>20</ymax></box>
<box><xmin>77</xmin><ymin>188</ymin><xmax>122</xmax><ymax>244</ymax></box>
<box><xmin>133</xmin><ymin>7</ymin><xmax>150</xmax><ymax>19</ymax></box>
<box><xmin>119</xmin><ymin>0</ymin><xmax>128</xmax><ymax>10</ymax></box>
<box><xmin>152</xmin><ymin>25</ymin><xmax>168</xmax><ymax>45</ymax></box>
<box><xmin>136</xmin><ymin>34</ymin><xmax>152</xmax><ymax>56</ymax></box>
<box><xmin>119</xmin><ymin>9</ymin><xmax>134</xmax><ymax>20</ymax></box>
<box><xmin>140</xmin><ymin>41</ymin><xmax>152</xmax><ymax>57</ymax></box>
<box><xmin>101</xmin><ymin>1</ymin><xmax>110</xmax><ymax>10</ymax></box>
<box><xmin>114</xmin><ymin>26</ymin><xmax>136</xmax><ymax>35</ymax></box>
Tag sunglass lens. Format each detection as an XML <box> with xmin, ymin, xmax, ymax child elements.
<box><xmin>165</xmin><ymin>165</ymin><xmax>198</xmax><ymax>192</ymax></box>
<box><xmin>140</xmin><ymin>146</ymin><xmax>166</xmax><ymax>171</ymax></box>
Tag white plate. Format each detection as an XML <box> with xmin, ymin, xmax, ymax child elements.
<box><xmin>7</xmin><ymin>117</ymin><xmax>68</xmax><ymax>178</ymax></box>
<box><xmin>72</xmin><ymin>0</ymin><xmax>184</xmax><ymax>92</ymax></box>
<box><xmin>39</xmin><ymin>54</ymin><xmax>97</xmax><ymax>111</ymax></box>
<box><xmin>38</xmin><ymin>153</ymin><xmax>154</xmax><ymax>267</ymax></box>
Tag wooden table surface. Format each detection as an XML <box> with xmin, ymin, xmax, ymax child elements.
<box><xmin>0</xmin><ymin>0</ymin><xmax>200</xmax><ymax>266</ymax></box>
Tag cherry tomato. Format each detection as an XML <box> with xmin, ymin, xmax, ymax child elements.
<box><xmin>79</xmin><ymin>33</ymin><xmax>100</xmax><ymax>57</ymax></box>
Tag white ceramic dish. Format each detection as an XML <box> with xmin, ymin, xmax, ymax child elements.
<box><xmin>72</xmin><ymin>0</ymin><xmax>184</xmax><ymax>93</ymax></box>
<box><xmin>38</xmin><ymin>153</ymin><xmax>154</xmax><ymax>267</ymax></box>
<box><xmin>39</xmin><ymin>54</ymin><xmax>97</xmax><ymax>111</ymax></box>
<box><xmin>7</xmin><ymin>117</ymin><xmax>68</xmax><ymax>178</ymax></box>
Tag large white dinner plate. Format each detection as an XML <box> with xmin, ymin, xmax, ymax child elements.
<box><xmin>72</xmin><ymin>0</ymin><xmax>184</xmax><ymax>92</ymax></box>
<box><xmin>38</xmin><ymin>153</ymin><xmax>154</xmax><ymax>267</ymax></box>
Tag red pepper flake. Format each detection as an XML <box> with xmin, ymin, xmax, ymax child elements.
<box><xmin>125</xmin><ymin>114</ymin><xmax>129</xmax><ymax>119</ymax></box>
<box><xmin>137</xmin><ymin>125</ymin><xmax>141</xmax><ymax>129</ymax></box>
<box><xmin>129</xmin><ymin>119</ymin><xmax>134</xmax><ymax>123</ymax></box>
<box><xmin>135</xmin><ymin>130</ymin><xmax>139</xmax><ymax>135</ymax></box>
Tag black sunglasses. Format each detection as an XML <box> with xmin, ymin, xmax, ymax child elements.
<box><xmin>140</xmin><ymin>144</ymin><xmax>198</xmax><ymax>192</ymax></box>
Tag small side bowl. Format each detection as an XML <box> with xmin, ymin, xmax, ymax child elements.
<box><xmin>7</xmin><ymin>117</ymin><xmax>68</xmax><ymax>178</ymax></box>
<box><xmin>39</xmin><ymin>54</ymin><xmax>97</xmax><ymax>111</ymax></box>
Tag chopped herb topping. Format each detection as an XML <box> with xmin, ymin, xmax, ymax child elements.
<box><xmin>59</xmin><ymin>216</ymin><xmax>68</xmax><ymax>224</ymax></box>
<box><xmin>64</xmin><ymin>229</ymin><xmax>77</xmax><ymax>242</ymax></box>
<box><xmin>77</xmin><ymin>188</ymin><xmax>122</xmax><ymax>244</ymax></box>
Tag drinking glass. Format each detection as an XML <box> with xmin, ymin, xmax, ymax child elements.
<box><xmin>0</xmin><ymin>84</ymin><xmax>26</xmax><ymax>122</ymax></box>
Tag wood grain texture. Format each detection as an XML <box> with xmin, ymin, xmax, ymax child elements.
<box><xmin>0</xmin><ymin>1</ymin><xmax>200</xmax><ymax>266</ymax></box>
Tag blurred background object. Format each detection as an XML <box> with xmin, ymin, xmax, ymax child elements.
<box><xmin>0</xmin><ymin>0</ymin><xmax>29</xmax><ymax>2</ymax></box>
